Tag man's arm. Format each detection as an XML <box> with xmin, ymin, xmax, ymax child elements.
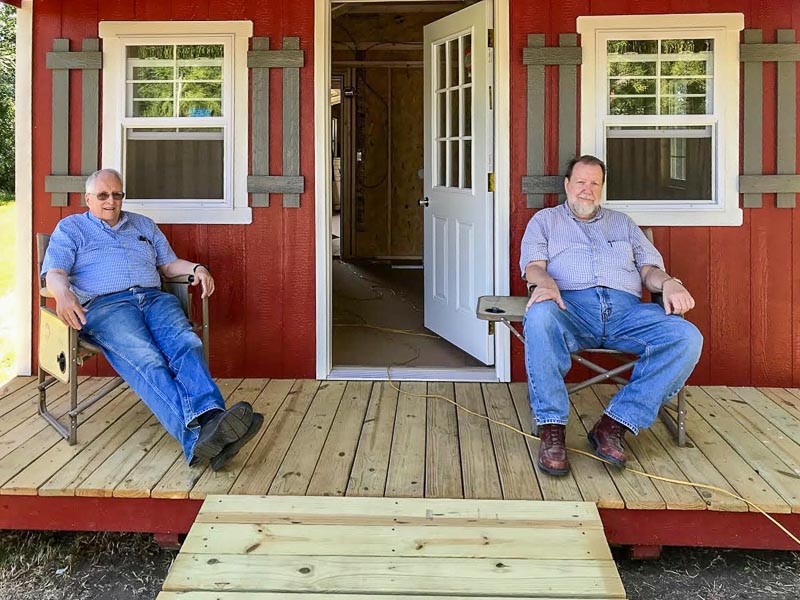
<box><xmin>524</xmin><ymin>260</ymin><xmax>565</xmax><ymax>310</ymax></box>
<box><xmin>46</xmin><ymin>269</ymin><xmax>87</xmax><ymax>330</ymax></box>
<box><xmin>158</xmin><ymin>259</ymin><xmax>215</xmax><ymax>298</ymax></box>
<box><xmin>640</xmin><ymin>265</ymin><xmax>695</xmax><ymax>315</ymax></box>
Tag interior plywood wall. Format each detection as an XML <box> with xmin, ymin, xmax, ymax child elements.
<box><xmin>333</xmin><ymin>9</ymin><xmax>451</xmax><ymax>259</ymax></box>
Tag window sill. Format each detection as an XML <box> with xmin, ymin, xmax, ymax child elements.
<box><xmin>123</xmin><ymin>206</ymin><xmax>253</xmax><ymax>225</ymax></box>
<box><xmin>612</xmin><ymin>204</ymin><xmax>743</xmax><ymax>227</ymax></box>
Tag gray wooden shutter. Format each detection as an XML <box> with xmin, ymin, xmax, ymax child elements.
<box><xmin>44</xmin><ymin>38</ymin><xmax>102</xmax><ymax>206</ymax></box>
<box><xmin>740</xmin><ymin>29</ymin><xmax>800</xmax><ymax>208</ymax></box>
<box><xmin>247</xmin><ymin>36</ymin><xmax>306</xmax><ymax>208</ymax></box>
<box><xmin>520</xmin><ymin>35</ymin><xmax>581</xmax><ymax>208</ymax></box>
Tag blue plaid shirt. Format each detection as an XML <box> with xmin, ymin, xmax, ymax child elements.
<box><xmin>519</xmin><ymin>203</ymin><xmax>664</xmax><ymax>298</ymax></box>
<box><xmin>41</xmin><ymin>211</ymin><xmax>178</xmax><ymax>305</ymax></box>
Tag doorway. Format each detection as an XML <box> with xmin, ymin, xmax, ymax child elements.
<box><xmin>315</xmin><ymin>0</ymin><xmax>511</xmax><ymax>381</ymax></box>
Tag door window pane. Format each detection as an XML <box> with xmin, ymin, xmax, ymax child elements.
<box><xmin>448</xmin><ymin>38</ymin><xmax>459</xmax><ymax>86</ymax></box>
<box><xmin>462</xmin><ymin>34</ymin><xmax>472</xmax><ymax>84</ymax></box>
<box><xmin>463</xmin><ymin>141</ymin><xmax>472</xmax><ymax>189</ymax></box>
<box><xmin>437</xmin><ymin>44</ymin><xmax>447</xmax><ymax>91</ymax></box>
<box><xmin>449</xmin><ymin>140</ymin><xmax>460</xmax><ymax>187</ymax></box>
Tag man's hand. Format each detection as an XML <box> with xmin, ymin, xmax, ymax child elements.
<box><xmin>526</xmin><ymin>285</ymin><xmax>566</xmax><ymax>310</ymax></box>
<box><xmin>46</xmin><ymin>269</ymin><xmax>87</xmax><ymax>330</ymax></box>
<box><xmin>662</xmin><ymin>279</ymin><xmax>695</xmax><ymax>315</ymax></box>
<box><xmin>192</xmin><ymin>266</ymin><xmax>215</xmax><ymax>299</ymax></box>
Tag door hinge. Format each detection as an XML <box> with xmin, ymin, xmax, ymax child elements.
<box><xmin>488</xmin><ymin>28</ymin><xmax>494</xmax><ymax>48</ymax></box>
<box><xmin>488</xmin><ymin>172</ymin><xmax>495</xmax><ymax>192</ymax></box>
<box><xmin>488</xmin><ymin>322</ymin><xmax>495</xmax><ymax>335</ymax></box>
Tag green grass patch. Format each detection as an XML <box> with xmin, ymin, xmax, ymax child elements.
<box><xmin>0</xmin><ymin>198</ymin><xmax>17</xmax><ymax>384</ymax></box>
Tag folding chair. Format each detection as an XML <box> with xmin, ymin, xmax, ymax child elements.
<box><xmin>36</xmin><ymin>233</ymin><xmax>210</xmax><ymax>445</ymax></box>
<box><xmin>477</xmin><ymin>294</ymin><xmax>687</xmax><ymax>446</ymax></box>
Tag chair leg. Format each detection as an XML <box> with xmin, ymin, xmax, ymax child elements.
<box><xmin>658</xmin><ymin>388</ymin><xmax>687</xmax><ymax>447</ymax></box>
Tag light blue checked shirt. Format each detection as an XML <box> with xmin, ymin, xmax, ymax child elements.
<box><xmin>519</xmin><ymin>203</ymin><xmax>664</xmax><ymax>299</ymax></box>
<box><xmin>41</xmin><ymin>211</ymin><xmax>177</xmax><ymax>305</ymax></box>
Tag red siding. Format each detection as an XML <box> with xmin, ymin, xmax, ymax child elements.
<box><xmin>29</xmin><ymin>0</ymin><xmax>800</xmax><ymax>384</ymax></box>
<box><xmin>31</xmin><ymin>0</ymin><xmax>316</xmax><ymax>378</ymax></box>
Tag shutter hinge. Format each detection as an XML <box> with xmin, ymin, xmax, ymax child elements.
<box><xmin>488</xmin><ymin>172</ymin><xmax>495</xmax><ymax>192</ymax></box>
<box><xmin>488</xmin><ymin>29</ymin><xmax>494</xmax><ymax>48</ymax></box>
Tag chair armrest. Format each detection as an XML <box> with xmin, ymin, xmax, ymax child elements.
<box><xmin>40</xmin><ymin>286</ymin><xmax>55</xmax><ymax>299</ymax></box>
<box><xmin>162</xmin><ymin>274</ymin><xmax>195</xmax><ymax>285</ymax></box>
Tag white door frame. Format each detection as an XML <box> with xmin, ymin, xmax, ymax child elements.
<box><xmin>314</xmin><ymin>0</ymin><xmax>510</xmax><ymax>381</ymax></box>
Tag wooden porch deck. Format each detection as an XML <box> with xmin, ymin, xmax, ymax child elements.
<box><xmin>0</xmin><ymin>376</ymin><xmax>799</xmax><ymax>551</ymax></box>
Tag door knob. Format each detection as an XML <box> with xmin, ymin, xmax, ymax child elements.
<box><xmin>419</xmin><ymin>197</ymin><xmax>430</xmax><ymax>207</ymax></box>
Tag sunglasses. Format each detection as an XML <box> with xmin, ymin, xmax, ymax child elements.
<box><xmin>89</xmin><ymin>191</ymin><xmax>125</xmax><ymax>201</ymax></box>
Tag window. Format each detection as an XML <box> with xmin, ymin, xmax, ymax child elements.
<box><xmin>433</xmin><ymin>32</ymin><xmax>473</xmax><ymax>190</ymax></box>
<box><xmin>577</xmin><ymin>14</ymin><xmax>744</xmax><ymax>226</ymax></box>
<box><xmin>99</xmin><ymin>21</ymin><xmax>252</xmax><ymax>224</ymax></box>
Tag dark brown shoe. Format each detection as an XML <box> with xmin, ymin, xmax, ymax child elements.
<box><xmin>588</xmin><ymin>414</ymin><xmax>627</xmax><ymax>467</ymax></box>
<box><xmin>537</xmin><ymin>424</ymin><xmax>570</xmax><ymax>476</ymax></box>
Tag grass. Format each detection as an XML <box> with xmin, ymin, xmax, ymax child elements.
<box><xmin>0</xmin><ymin>197</ymin><xmax>17</xmax><ymax>385</ymax></box>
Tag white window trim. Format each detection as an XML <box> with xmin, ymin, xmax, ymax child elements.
<box><xmin>577</xmin><ymin>13</ymin><xmax>744</xmax><ymax>226</ymax></box>
<box><xmin>99</xmin><ymin>20</ymin><xmax>253</xmax><ymax>224</ymax></box>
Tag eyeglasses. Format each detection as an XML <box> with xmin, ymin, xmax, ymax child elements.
<box><xmin>88</xmin><ymin>191</ymin><xmax>125</xmax><ymax>201</ymax></box>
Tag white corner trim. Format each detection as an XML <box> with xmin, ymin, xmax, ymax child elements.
<box><xmin>15</xmin><ymin>0</ymin><xmax>33</xmax><ymax>376</ymax></box>
<box><xmin>100</xmin><ymin>20</ymin><xmax>252</xmax><ymax>225</ymax></box>
<box><xmin>314</xmin><ymin>0</ymin><xmax>332</xmax><ymax>380</ymax></box>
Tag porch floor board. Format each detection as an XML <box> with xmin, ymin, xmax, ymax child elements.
<box><xmin>1</xmin><ymin>377</ymin><xmax>800</xmax><ymax>550</ymax></box>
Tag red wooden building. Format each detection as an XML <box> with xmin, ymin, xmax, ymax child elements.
<box><xmin>4</xmin><ymin>0</ymin><xmax>800</xmax><ymax>388</ymax></box>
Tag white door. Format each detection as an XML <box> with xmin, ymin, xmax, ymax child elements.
<box><xmin>423</xmin><ymin>0</ymin><xmax>494</xmax><ymax>365</ymax></box>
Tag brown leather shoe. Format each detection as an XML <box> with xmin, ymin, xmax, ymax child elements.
<box><xmin>537</xmin><ymin>424</ymin><xmax>570</xmax><ymax>476</ymax></box>
<box><xmin>588</xmin><ymin>414</ymin><xmax>627</xmax><ymax>467</ymax></box>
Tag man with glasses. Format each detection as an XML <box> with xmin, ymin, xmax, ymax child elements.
<box><xmin>41</xmin><ymin>168</ymin><xmax>263</xmax><ymax>470</ymax></box>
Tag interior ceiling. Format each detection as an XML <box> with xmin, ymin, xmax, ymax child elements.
<box><xmin>331</xmin><ymin>1</ymin><xmax>472</xmax><ymax>17</ymax></box>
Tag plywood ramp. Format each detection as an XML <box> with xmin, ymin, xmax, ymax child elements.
<box><xmin>159</xmin><ymin>496</ymin><xmax>626</xmax><ymax>599</ymax></box>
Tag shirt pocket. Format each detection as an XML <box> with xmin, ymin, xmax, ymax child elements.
<box><xmin>608</xmin><ymin>240</ymin><xmax>636</xmax><ymax>272</ymax></box>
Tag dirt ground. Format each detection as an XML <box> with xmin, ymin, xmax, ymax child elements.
<box><xmin>0</xmin><ymin>530</ymin><xmax>797</xmax><ymax>600</ymax></box>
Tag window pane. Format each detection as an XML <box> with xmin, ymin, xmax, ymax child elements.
<box><xmin>463</xmin><ymin>88</ymin><xmax>472</xmax><ymax>136</ymax></box>
<box><xmin>131</xmin><ymin>100</ymin><xmax>174</xmax><ymax>117</ymax></box>
<box><xmin>448</xmin><ymin>89</ymin><xmax>459</xmax><ymax>136</ymax></box>
<box><xmin>131</xmin><ymin>82</ymin><xmax>173</xmax><ymax>99</ymax></box>
<box><xmin>660</xmin><ymin>78</ymin><xmax>707</xmax><ymax>95</ymax></box>
<box><xmin>606</xmin><ymin>128</ymin><xmax>712</xmax><ymax>201</ymax></box>
<box><xmin>127</xmin><ymin>45</ymin><xmax>174</xmax><ymax>60</ymax></box>
<box><xmin>180</xmin><ymin>82</ymin><xmax>222</xmax><ymax>102</ymax></box>
<box><xmin>176</xmin><ymin>44</ymin><xmax>224</xmax><ymax>60</ymax></box>
<box><xmin>660</xmin><ymin>39</ymin><xmax>713</xmax><ymax>54</ymax></box>
<box><xmin>660</xmin><ymin>96</ymin><xmax>707</xmax><ymax>115</ymax></box>
<box><xmin>609</xmin><ymin>78</ymin><xmax>656</xmax><ymax>95</ymax></box>
<box><xmin>608</xmin><ymin>61</ymin><xmax>656</xmax><ymax>77</ymax></box>
<box><xmin>179</xmin><ymin>100</ymin><xmax>223</xmax><ymax>117</ymax></box>
<box><xmin>660</xmin><ymin>60</ymin><xmax>708</xmax><ymax>76</ymax></box>
<box><xmin>132</xmin><ymin>66</ymin><xmax>173</xmax><ymax>80</ymax></box>
<box><xmin>462</xmin><ymin>34</ymin><xmax>472</xmax><ymax>84</ymax></box>
<box><xmin>125</xmin><ymin>128</ymin><xmax>224</xmax><ymax>200</ymax></box>
<box><xmin>437</xmin><ymin>91</ymin><xmax>446</xmax><ymax>138</ymax></box>
<box><xmin>610</xmin><ymin>97</ymin><xmax>656</xmax><ymax>115</ymax></box>
<box><xmin>437</xmin><ymin>44</ymin><xmax>446</xmax><ymax>92</ymax></box>
<box><xmin>449</xmin><ymin>140</ymin><xmax>459</xmax><ymax>187</ymax></box>
<box><xmin>607</xmin><ymin>40</ymin><xmax>658</xmax><ymax>55</ymax></box>
<box><xmin>448</xmin><ymin>39</ymin><xmax>459</xmax><ymax>86</ymax></box>
<box><xmin>178</xmin><ymin>65</ymin><xmax>223</xmax><ymax>81</ymax></box>
<box><xmin>463</xmin><ymin>140</ymin><xmax>472</xmax><ymax>189</ymax></box>
<box><xmin>438</xmin><ymin>141</ymin><xmax>446</xmax><ymax>186</ymax></box>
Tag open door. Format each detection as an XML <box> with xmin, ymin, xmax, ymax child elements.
<box><xmin>423</xmin><ymin>0</ymin><xmax>494</xmax><ymax>365</ymax></box>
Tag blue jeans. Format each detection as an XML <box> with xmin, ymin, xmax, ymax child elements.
<box><xmin>522</xmin><ymin>287</ymin><xmax>703</xmax><ymax>434</ymax></box>
<box><xmin>82</xmin><ymin>287</ymin><xmax>225</xmax><ymax>461</ymax></box>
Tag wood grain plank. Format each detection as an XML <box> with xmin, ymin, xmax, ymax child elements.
<box><xmin>346</xmin><ymin>382</ymin><xmax>398</xmax><ymax>497</ymax></box>
<box><xmin>114</xmin><ymin>379</ymin><xmax>244</xmax><ymax>498</ymax></box>
<box><xmin>683</xmin><ymin>388</ymin><xmax>792</xmax><ymax>513</ymax></box>
<box><xmin>426</xmin><ymin>382</ymin><xmax>464</xmax><ymax>498</ymax></box>
<box><xmin>482</xmin><ymin>383</ymin><xmax>541</xmax><ymax>500</ymax></box>
<box><xmin>198</xmin><ymin>495</ymin><xmax>603</xmax><ymax>527</ymax></box>
<box><xmin>189</xmin><ymin>379</ymin><xmax>281</xmax><ymax>499</ymax></box>
<box><xmin>227</xmin><ymin>379</ymin><xmax>319</xmax><ymax>495</ymax></box>
<box><xmin>572</xmin><ymin>387</ymin><xmax>665</xmax><ymax>510</ymax></box>
<box><xmin>455</xmin><ymin>383</ymin><xmax>502</xmax><ymax>499</ymax></box>
<box><xmin>180</xmin><ymin>523</ymin><xmax>612</xmax><ymax>560</ymax></box>
<box><xmin>266</xmin><ymin>381</ymin><xmax>345</xmax><ymax>496</ymax></box>
<box><xmin>0</xmin><ymin>376</ymin><xmax>37</xmax><ymax>401</ymax></box>
<box><xmin>591</xmin><ymin>386</ymin><xmax>706</xmax><ymax>510</ymax></box>
<box><xmin>157</xmin><ymin>594</ymin><xmax>623</xmax><ymax>600</ymax></box>
<box><xmin>307</xmin><ymin>381</ymin><xmax>373</xmax><ymax>496</ymax></box>
<box><xmin>508</xmin><ymin>382</ymin><xmax>585</xmax><ymax>502</ymax></box>
<box><xmin>385</xmin><ymin>382</ymin><xmax>427</xmax><ymax>497</ymax></box>
<box><xmin>1</xmin><ymin>387</ymin><xmax>139</xmax><ymax>495</ymax></box>
<box><xmin>162</xmin><ymin>554</ymin><xmax>625</xmax><ymax>597</ymax></box>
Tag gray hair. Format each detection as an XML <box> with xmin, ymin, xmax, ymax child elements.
<box><xmin>85</xmin><ymin>169</ymin><xmax>123</xmax><ymax>193</ymax></box>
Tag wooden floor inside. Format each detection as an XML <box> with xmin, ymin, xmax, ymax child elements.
<box><xmin>0</xmin><ymin>376</ymin><xmax>799</xmax><ymax>549</ymax></box>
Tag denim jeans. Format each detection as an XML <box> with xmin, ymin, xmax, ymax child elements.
<box><xmin>522</xmin><ymin>287</ymin><xmax>703</xmax><ymax>434</ymax></box>
<box><xmin>82</xmin><ymin>287</ymin><xmax>225</xmax><ymax>461</ymax></box>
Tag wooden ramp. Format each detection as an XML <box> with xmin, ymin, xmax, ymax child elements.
<box><xmin>157</xmin><ymin>495</ymin><xmax>626</xmax><ymax>599</ymax></box>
